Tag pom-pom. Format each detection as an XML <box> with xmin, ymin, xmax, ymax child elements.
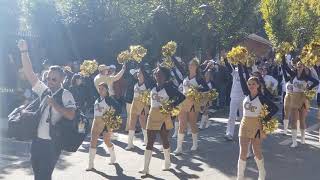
<box><xmin>275</xmin><ymin>42</ymin><xmax>295</xmax><ymax>64</ymax></box>
<box><xmin>117</xmin><ymin>50</ymin><xmax>132</xmax><ymax>64</ymax></box>
<box><xmin>102</xmin><ymin>109</ymin><xmax>122</xmax><ymax>130</ymax></box>
<box><xmin>162</xmin><ymin>41</ymin><xmax>177</xmax><ymax>57</ymax></box>
<box><xmin>226</xmin><ymin>46</ymin><xmax>249</xmax><ymax>65</ymax></box>
<box><xmin>80</xmin><ymin>60</ymin><xmax>98</xmax><ymax>76</ymax></box>
<box><xmin>159</xmin><ymin>99</ymin><xmax>180</xmax><ymax>117</ymax></box>
<box><xmin>130</xmin><ymin>45</ymin><xmax>147</xmax><ymax>63</ymax></box>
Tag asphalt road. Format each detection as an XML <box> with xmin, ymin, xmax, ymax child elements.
<box><xmin>0</xmin><ymin>103</ymin><xmax>319</xmax><ymax>180</ymax></box>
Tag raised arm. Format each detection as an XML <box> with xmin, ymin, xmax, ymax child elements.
<box><xmin>281</xmin><ymin>56</ymin><xmax>295</xmax><ymax>78</ymax></box>
<box><xmin>223</xmin><ymin>58</ymin><xmax>233</xmax><ymax>74</ymax></box>
<box><xmin>172</xmin><ymin>56</ymin><xmax>187</xmax><ymax>77</ymax></box>
<box><xmin>18</xmin><ymin>40</ymin><xmax>39</xmax><ymax>87</ymax></box>
<box><xmin>110</xmin><ymin>64</ymin><xmax>126</xmax><ymax>81</ymax></box>
<box><xmin>196</xmin><ymin>77</ymin><xmax>210</xmax><ymax>92</ymax></box>
<box><xmin>238</xmin><ymin>64</ymin><xmax>250</xmax><ymax>96</ymax></box>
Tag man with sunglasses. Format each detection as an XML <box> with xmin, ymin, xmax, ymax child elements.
<box><xmin>18</xmin><ymin>40</ymin><xmax>76</xmax><ymax>180</ymax></box>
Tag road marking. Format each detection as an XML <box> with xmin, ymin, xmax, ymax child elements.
<box><xmin>209</xmin><ymin>117</ymin><xmax>241</xmax><ymax>125</ymax></box>
<box><xmin>279</xmin><ymin>123</ymin><xmax>320</xmax><ymax>146</ymax></box>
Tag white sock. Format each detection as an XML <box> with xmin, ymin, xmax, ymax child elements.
<box><xmin>301</xmin><ymin>129</ymin><xmax>305</xmax><ymax>144</ymax></box>
<box><xmin>237</xmin><ymin>159</ymin><xmax>246</xmax><ymax>180</ymax></box>
<box><xmin>291</xmin><ymin>130</ymin><xmax>298</xmax><ymax>147</ymax></box>
<box><xmin>283</xmin><ymin>119</ymin><xmax>289</xmax><ymax>134</ymax></box>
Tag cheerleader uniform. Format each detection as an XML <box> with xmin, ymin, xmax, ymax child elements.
<box><xmin>238</xmin><ymin>65</ymin><xmax>278</xmax><ymax>139</ymax></box>
<box><xmin>282</xmin><ymin>58</ymin><xmax>319</xmax><ymax>147</ymax></box>
<box><xmin>88</xmin><ymin>96</ymin><xmax>121</xmax><ymax>169</ymax></box>
<box><xmin>237</xmin><ymin>65</ymin><xmax>278</xmax><ymax>180</ymax></box>
<box><xmin>174</xmin><ymin>75</ymin><xmax>209</xmax><ymax>153</ymax></box>
<box><xmin>199</xmin><ymin>81</ymin><xmax>215</xmax><ymax>129</ymax></box>
<box><xmin>140</xmin><ymin>82</ymin><xmax>185</xmax><ymax>174</ymax></box>
<box><xmin>224</xmin><ymin>59</ymin><xmax>246</xmax><ymax>140</ymax></box>
<box><xmin>126</xmin><ymin>80</ymin><xmax>154</xmax><ymax>150</ymax></box>
<box><xmin>263</xmin><ymin>74</ymin><xmax>278</xmax><ymax>95</ymax></box>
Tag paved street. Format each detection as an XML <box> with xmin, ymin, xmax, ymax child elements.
<box><xmin>1</xmin><ymin>104</ymin><xmax>320</xmax><ymax>180</ymax></box>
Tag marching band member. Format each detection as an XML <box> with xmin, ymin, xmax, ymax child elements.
<box><xmin>87</xmin><ymin>82</ymin><xmax>121</xmax><ymax>170</ymax></box>
<box><xmin>126</xmin><ymin>66</ymin><xmax>155</xmax><ymax>150</ymax></box>
<box><xmin>140</xmin><ymin>66</ymin><xmax>185</xmax><ymax>174</ymax></box>
<box><xmin>282</xmin><ymin>57</ymin><xmax>319</xmax><ymax>147</ymax></box>
<box><xmin>237</xmin><ymin>65</ymin><xmax>278</xmax><ymax>180</ymax></box>
<box><xmin>261</xmin><ymin>65</ymin><xmax>278</xmax><ymax>96</ymax></box>
<box><xmin>174</xmin><ymin>58</ymin><xmax>209</xmax><ymax>154</ymax></box>
<box><xmin>171</xmin><ymin>57</ymin><xmax>185</xmax><ymax>138</ymax></box>
<box><xmin>223</xmin><ymin>56</ymin><xmax>247</xmax><ymax>141</ymax></box>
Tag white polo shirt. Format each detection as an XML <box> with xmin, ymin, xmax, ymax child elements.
<box><xmin>32</xmin><ymin>80</ymin><xmax>76</xmax><ymax>140</ymax></box>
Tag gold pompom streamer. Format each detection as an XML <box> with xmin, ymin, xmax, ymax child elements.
<box><xmin>102</xmin><ymin>109</ymin><xmax>122</xmax><ymax>130</ymax></box>
<box><xmin>162</xmin><ymin>41</ymin><xmax>177</xmax><ymax>57</ymax></box>
<box><xmin>117</xmin><ymin>50</ymin><xmax>132</xmax><ymax>64</ymax></box>
<box><xmin>80</xmin><ymin>60</ymin><xmax>98</xmax><ymax>76</ymax></box>
<box><xmin>226</xmin><ymin>46</ymin><xmax>249</xmax><ymax>65</ymax></box>
<box><xmin>186</xmin><ymin>86</ymin><xmax>202</xmax><ymax>103</ymax></box>
<box><xmin>304</xmin><ymin>89</ymin><xmax>317</xmax><ymax>101</ymax></box>
<box><xmin>258</xmin><ymin>105</ymin><xmax>278</xmax><ymax>134</ymax></box>
<box><xmin>202</xmin><ymin>89</ymin><xmax>219</xmax><ymax>100</ymax></box>
<box><xmin>130</xmin><ymin>45</ymin><xmax>147</xmax><ymax>63</ymax></box>
<box><xmin>159</xmin><ymin>99</ymin><xmax>180</xmax><ymax>117</ymax></box>
<box><xmin>161</xmin><ymin>56</ymin><xmax>175</xmax><ymax>69</ymax></box>
<box><xmin>138</xmin><ymin>90</ymin><xmax>151</xmax><ymax>106</ymax></box>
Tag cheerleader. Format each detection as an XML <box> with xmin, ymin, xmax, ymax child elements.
<box><xmin>140</xmin><ymin>66</ymin><xmax>185</xmax><ymax>174</ymax></box>
<box><xmin>237</xmin><ymin>65</ymin><xmax>278</xmax><ymax>180</ymax></box>
<box><xmin>199</xmin><ymin>69</ymin><xmax>215</xmax><ymax>129</ymax></box>
<box><xmin>126</xmin><ymin>66</ymin><xmax>155</xmax><ymax>150</ymax></box>
<box><xmin>174</xmin><ymin>58</ymin><xmax>209</xmax><ymax>154</ymax></box>
<box><xmin>86</xmin><ymin>82</ymin><xmax>121</xmax><ymax>171</ymax></box>
<box><xmin>282</xmin><ymin>57</ymin><xmax>319</xmax><ymax>147</ymax></box>
<box><xmin>261</xmin><ymin>66</ymin><xmax>278</xmax><ymax>96</ymax></box>
<box><xmin>281</xmin><ymin>63</ymin><xmax>293</xmax><ymax>134</ymax></box>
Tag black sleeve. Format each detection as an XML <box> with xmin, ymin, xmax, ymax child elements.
<box><xmin>196</xmin><ymin>77</ymin><xmax>209</xmax><ymax>92</ymax></box>
<box><xmin>259</xmin><ymin>95</ymin><xmax>279</xmax><ymax>121</ymax></box>
<box><xmin>171</xmin><ymin>68</ymin><xmax>183</xmax><ymax>85</ymax></box>
<box><xmin>282</xmin><ymin>56</ymin><xmax>296</xmax><ymax>78</ymax></box>
<box><xmin>223</xmin><ymin>58</ymin><xmax>233</xmax><ymax>74</ymax></box>
<box><xmin>305</xmin><ymin>74</ymin><xmax>319</xmax><ymax>90</ymax></box>
<box><xmin>165</xmin><ymin>84</ymin><xmax>186</xmax><ymax>107</ymax></box>
<box><xmin>281</xmin><ymin>65</ymin><xmax>290</xmax><ymax>82</ymax></box>
<box><xmin>243</xmin><ymin>66</ymin><xmax>250</xmax><ymax>80</ymax></box>
<box><xmin>238</xmin><ymin>65</ymin><xmax>250</xmax><ymax>96</ymax></box>
<box><xmin>105</xmin><ymin>97</ymin><xmax>122</xmax><ymax>116</ymax></box>
<box><xmin>172</xmin><ymin>57</ymin><xmax>187</xmax><ymax>77</ymax></box>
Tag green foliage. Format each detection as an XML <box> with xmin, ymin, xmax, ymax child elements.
<box><xmin>5</xmin><ymin>0</ymin><xmax>262</xmax><ymax>65</ymax></box>
<box><xmin>261</xmin><ymin>0</ymin><xmax>320</xmax><ymax>48</ymax></box>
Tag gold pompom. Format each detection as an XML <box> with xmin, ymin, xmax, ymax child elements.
<box><xmin>117</xmin><ymin>50</ymin><xmax>132</xmax><ymax>64</ymax></box>
<box><xmin>262</xmin><ymin>118</ymin><xmax>279</xmax><ymax>134</ymax></box>
<box><xmin>138</xmin><ymin>90</ymin><xmax>151</xmax><ymax>106</ymax></box>
<box><xmin>258</xmin><ymin>104</ymin><xmax>278</xmax><ymax>134</ymax></box>
<box><xmin>226</xmin><ymin>46</ymin><xmax>249</xmax><ymax>65</ymax></box>
<box><xmin>130</xmin><ymin>45</ymin><xmax>147</xmax><ymax>63</ymax></box>
<box><xmin>102</xmin><ymin>109</ymin><xmax>122</xmax><ymax>130</ymax></box>
<box><xmin>80</xmin><ymin>60</ymin><xmax>98</xmax><ymax>76</ymax></box>
<box><xmin>202</xmin><ymin>89</ymin><xmax>219</xmax><ymax>100</ymax></box>
<box><xmin>275</xmin><ymin>42</ymin><xmax>295</xmax><ymax>65</ymax></box>
<box><xmin>186</xmin><ymin>86</ymin><xmax>202</xmax><ymax>103</ymax></box>
<box><xmin>162</xmin><ymin>41</ymin><xmax>177</xmax><ymax>57</ymax></box>
<box><xmin>159</xmin><ymin>99</ymin><xmax>180</xmax><ymax>117</ymax></box>
<box><xmin>304</xmin><ymin>89</ymin><xmax>317</xmax><ymax>101</ymax></box>
<box><xmin>161</xmin><ymin>56</ymin><xmax>175</xmax><ymax>69</ymax></box>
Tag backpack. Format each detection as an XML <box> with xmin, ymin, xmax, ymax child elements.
<box><xmin>7</xmin><ymin>90</ymin><xmax>50</xmax><ymax>141</ymax></box>
<box><xmin>49</xmin><ymin>88</ymin><xmax>90</xmax><ymax>152</ymax></box>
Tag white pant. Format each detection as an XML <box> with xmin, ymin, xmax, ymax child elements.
<box><xmin>226</xmin><ymin>97</ymin><xmax>244</xmax><ymax>137</ymax></box>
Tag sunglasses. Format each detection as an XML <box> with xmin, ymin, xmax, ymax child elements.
<box><xmin>46</xmin><ymin>77</ymin><xmax>57</xmax><ymax>82</ymax></box>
